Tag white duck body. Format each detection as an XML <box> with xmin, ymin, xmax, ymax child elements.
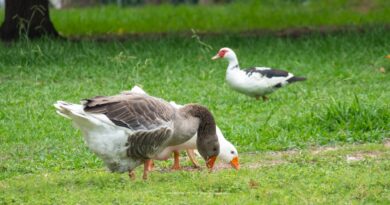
<box><xmin>214</xmin><ymin>48</ymin><xmax>306</xmax><ymax>99</ymax></box>
<box><xmin>226</xmin><ymin>66</ymin><xmax>294</xmax><ymax>97</ymax></box>
<box><xmin>128</xmin><ymin>86</ymin><xmax>239</xmax><ymax>163</ymax></box>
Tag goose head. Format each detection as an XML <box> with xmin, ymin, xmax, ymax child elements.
<box><xmin>172</xmin><ymin>101</ymin><xmax>239</xmax><ymax>170</ymax></box>
<box><xmin>212</xmin><ymin>47</ymin><xmax>237</xmax><ymax>62</ymax></box>
<box><xmin>183</xmin><ymin>104</ymin><xmax>220</xmax><ymax>170</ymax></box>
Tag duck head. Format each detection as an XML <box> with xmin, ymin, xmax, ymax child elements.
<box><xmin>212</xmin><ymin>47</ymin><xmax>237</xmax><ymax>62</ymax></box>
<box><xmin>216</xmin><ymin>127</ymin><xmax>239</xmax><ymax>170</ymax></box>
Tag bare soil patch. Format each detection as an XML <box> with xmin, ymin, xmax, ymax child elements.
<box><xmin>156</xmin><ymin>141</ymin><xmax>390</xmax><ymax>172</ymax></box>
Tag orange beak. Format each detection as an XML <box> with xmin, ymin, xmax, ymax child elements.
<box><xmin>211</xmin><ymin>54</ymin><xmax>220</xmax><ymax>60</ymax></box>
<box><xmin>206</xmin><ymin>156</ymin><xmax>217</xmax><ymax>169</ymax></box>
<box><xmin>386</xmin><ymin>54</ymin><xmax>390</xmax><ymax>59</ymax></box>
<box><xmin>230</xmin><ymin>156</ymin><xmax>240</xmax><ymax>170</ymax></box>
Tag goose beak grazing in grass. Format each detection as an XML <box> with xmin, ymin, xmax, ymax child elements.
<box><xmin>128</xmin><ymin>86</ymin><xmax>240</xmax><ymax>170</ymax></box>
<box><xmin>54</xmin><ymin>92</ymin><xmax>222</xmax><ymax>180</ymax></box>
<box><xmin>212</xmin><ymin>47</ymin><xmax>306</xmax><ymax>101</ymax></box>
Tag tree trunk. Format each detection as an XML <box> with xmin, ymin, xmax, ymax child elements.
<box><xmin>0</xmin><ymin>0</ymin><xmax>60</xmax><ymax>41</ymax></box>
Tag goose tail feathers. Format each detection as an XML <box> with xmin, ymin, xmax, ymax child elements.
<box><xmin>54</xmin><ymin>101</ymin><xmax>88</xmax><ymax>120</ymax></box>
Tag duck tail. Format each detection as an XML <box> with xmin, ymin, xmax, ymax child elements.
<box><xmin>287</xmin><ymin>76</ymin><xmax>306</xmax><ymax>83</ymax></box>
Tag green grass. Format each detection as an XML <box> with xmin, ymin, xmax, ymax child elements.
<box><xmin>1</xmin><ymin>143</ymin><xmax>390</xmax><ymax>204</ymax></box>
<box><xmin>1</xmin><ymin>0</ymin><xmax>390</xmax><ymax>36</ymax></box>
<box><xmin>0</xmin><ymin>28</ymin><xmax>389</xmax><ymax>203</ymax></box>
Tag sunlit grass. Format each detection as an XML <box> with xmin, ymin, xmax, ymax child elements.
<box><xmin>1</xmin><ymin>143</ymin><xmax>390</xmax><ymax>204</ymax></box>
<box><xmin>1</xmin><ymin>0</ymin><xmax>389</xmax><ymax>36</ymax></box>
<box><xmin>0</xmin><ymin>28</ymin><xmax>389</xmax><ymax>203</ymax></box>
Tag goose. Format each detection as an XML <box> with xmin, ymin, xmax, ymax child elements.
<box><xmin>54</xmin><ymin>92</ymin><xmax>230</xmax><ymax>180</ymax></box>
<box><xmin>212</xmin><ymin>47</ymin><xmax>306</xmax><ymax>101</ymax></box>
<box><xmin>127</xmin><ymin>86</ymin><xmax>239</xmax><ymax>170</ymax></box>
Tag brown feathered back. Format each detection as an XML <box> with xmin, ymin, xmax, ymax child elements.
<box><xmin>84</xmin><ymin>93</ymin><xmax>175</xmax><ymax>131</ymax></box>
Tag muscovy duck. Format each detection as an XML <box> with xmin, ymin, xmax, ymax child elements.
<box><xmin>212</xmin><ymin>47</ymin><xmax>306</xmax><ymax>101</ymax></box>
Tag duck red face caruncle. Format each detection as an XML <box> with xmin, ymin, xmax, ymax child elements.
<box><xmin>212</xmin><ymin>48</ymin><xmax>229</xmax><ymax>60</ymax></box>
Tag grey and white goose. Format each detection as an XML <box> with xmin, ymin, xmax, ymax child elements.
<box><xmin>54</xmin><ymin>92</ymin><xmax>222</xmax><ymax>180</ymax></box>
<box><xmin>127</xmin><ymin>86</ymin><xmax>239</xmax><ymax>170</ymax></box>
<box><xmin>212</xmin><ymin>47</ymin><xmax>306</xmax><ymax>101</ymax></box>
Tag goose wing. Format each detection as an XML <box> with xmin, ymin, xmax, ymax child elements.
<box><xmin>83</xmin><ymin>93</ymin><xmax>176</xmax><ymax>159</ymax></box>
<box><xmin>126</xmin><ymin>126</ymin><xmax>174</xmax><ymax>159</ymax></box>
<box><xmin>83</xmin><ymin>93</ymin><xmax>175</xmax><ymax>131</ymax></box>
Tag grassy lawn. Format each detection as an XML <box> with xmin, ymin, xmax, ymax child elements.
<box><xmin>1</xmin><ymin>0</ymin><xmax>390</xmax><ymax>36</ymax></box>
<box><xmin>1</xmin><ymin>143</ymin><xmax>390</xmax><ymax>204</ymax></box>
<box><xmin>0</xmin><ymin>25</ymin><xmax>389</xmax><ymax>203</ymax></box>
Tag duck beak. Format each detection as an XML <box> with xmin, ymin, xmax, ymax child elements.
<box><xmin>206</xmin><ymin>156</ymin><xmax>217</xmax><ymax>169</ymax></box>
<box><xmin>230</xmin><ymin>156</ymin><xmax>240</xmax><ymax>170</ymax></box>
<box><xmin>386</xmin><ymin>54</ymin><xmax>390</xmax><ymax>59</ymax></box>
<box><xmin>211</xmin><ymin>54</ymin><xmax>220</xmax><ymax>60</ymax></box>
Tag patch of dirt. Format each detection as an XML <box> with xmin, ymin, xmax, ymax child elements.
<box><xmin>384</xmin><ymin>139</ymin><xmax>390</xmax><ymax>148</ymax></box>
<box><xmin>310</xmin><ymin>146</ymin><xmax>339</xmax><ymax>154</ymax></box>
<box><xmin>153</xmin><ymin>140</ymin><xmax>390</xmax><ymax>172</ymax></box>
<box><xmin>248</xmin><ymin>179</ymin><xmax>259</xmax><ymax>189</ymax></box>
<box><xmin>155</xmin><ymin>159</ymin><xmax>287</xmax><ymax>172</ymax></box>
<box><xmin>346</xmin><ymin>155</ymin><xmax>364</xmax><ymax>162</ymax></box>
<box><xmin>346</xmin><ymin>151</ymin><xmax>383</xmax><ymax>163</ymax></box>
<box><xmin>157</xmin><ymin>166</ymin><xmax>203</xmax><ymax>173</ymax></box>
<box><xmin>246</xmin><ymin>159</ymin><xmax>287</xmax><ymax>170</ymax></box>
<box><xmin>156</xmin><ymin>163</ymin><xmax>239</xmax><ymax>172</ymax></box>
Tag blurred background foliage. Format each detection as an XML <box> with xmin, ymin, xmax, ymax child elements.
<box><xmin>47</xmin><ymin>0</ymin><xmax>389</xmax><ymax>8</ymax></box>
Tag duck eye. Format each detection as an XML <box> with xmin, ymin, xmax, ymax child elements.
<box><xmin>231</xmin><ymin>151</ymin><xmax>235</xmax><ymax>154</ymax></box>
<box><xmin>213</xmin><ymin>147</ymin><xmax>217</xmax><ymax>151</ymax></box>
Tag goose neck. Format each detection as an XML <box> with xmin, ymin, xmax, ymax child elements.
<box><xmin>182</xmin><ymin>104</ymin><xmax>216</xmax><ymax>139</ymax></box>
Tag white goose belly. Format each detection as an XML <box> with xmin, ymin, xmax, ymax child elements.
<box><xmin>80</xmin><ymin>125</ymin><xmax>140</xmax><ymax>173</ymax></box>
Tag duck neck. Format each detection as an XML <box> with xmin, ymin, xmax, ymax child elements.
<box><xmin>227</xmin><ymin>57</ymin><xmax>239</xmax><ymax>71</ymax></box>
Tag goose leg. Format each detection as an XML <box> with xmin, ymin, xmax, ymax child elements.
<box><xmin>143</xmin><ymin>159</ymin><xmax>152</xmax><ymax>180</ymax></box>
<box><xmin>186</xmin><ymin>149</ymin><xmax>200</xmax><ymax>168</ymax></box>
<box><xmin>171</xmin><ymin>150</ymin><xmax>181</xmax><ymax>170</ymax></box>
<box><xmin>148</xmin><ymin>160</ymin><xmax>155</xmax><ymax>171</ymax></box>
<box><xmin>262</xmin><ymin>96</ymin><xmax>269</xmax><ymax>101</ymax></box>
<box><xmin>128</xmin><ymin>170</ymin><xmax>136</xmax><ymax>180</ymax></box>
